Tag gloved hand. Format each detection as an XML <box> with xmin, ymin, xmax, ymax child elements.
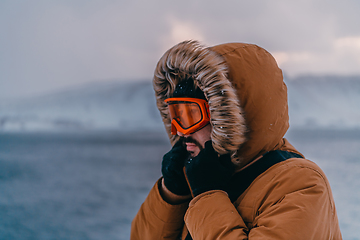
<box><xmin>185</xmin><ymin>141</ymin><xmax>234</xmax><ymax>197</ymax></box>
<box><xmin>161</xmin><ymin>139</ymin><xmax>190</xmax><ymax>196</ymax></box>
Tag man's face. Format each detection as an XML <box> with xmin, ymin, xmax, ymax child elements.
<box><xmin>177</xmin><ymin>124</ymin><xmax>212</xmax><ymax>157</ymax></box>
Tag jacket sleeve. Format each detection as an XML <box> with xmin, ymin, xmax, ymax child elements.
<box><xmin>185</xmin><ymin>191</ymin><xmax>249</xmax><ymax>240</ymax></box>
<box><xmin>131</xmin><ymin>178</ymin><xmax>189</xmax><ymax>240</ymax></box>
<box><xmin>184</xmin><ymin>161</ymin><xmax>342</xmax><ymax>240</ymax></box>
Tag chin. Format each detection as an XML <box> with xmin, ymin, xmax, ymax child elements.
<box><xmin>188</xmin><ymin>150</ymin><xmax>200</xmax><ymax>158</ymax></box>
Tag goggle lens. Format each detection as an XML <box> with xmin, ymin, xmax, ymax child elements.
<box><xmin>168</xmin><ymin>102</ymin><xmax>202</xmax><ymax>129</ymax></box>
<box><xmin>165</xmin><ymin>97</ymin><xmax>210</xmax><ymax>135</ymax></box>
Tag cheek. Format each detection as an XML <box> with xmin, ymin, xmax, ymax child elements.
<box><xmin>200</xmin><ymin>134</ymin><xmax>211</xmax><ymax>145</ymax></box>
<box><xmin>195</xmin><ymin>126</ymin><xmax>212</xmax><ymax>148</ymax></box>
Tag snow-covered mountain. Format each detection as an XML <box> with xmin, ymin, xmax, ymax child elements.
<box><xmin>0</xmin><ymin>80</ymin><xmax>163</xmax><ymax>132</ymax></box>
<box><xmin>1</xmin><ymin>76</ymin><xmax>360</xmax><ymax>132</ymax></box>
<box><xmin>286</xmin><ymin>75</ymin><xmax>360</xmax><ymax>129</ymax></box>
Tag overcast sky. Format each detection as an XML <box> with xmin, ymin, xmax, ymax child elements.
<box><xmin>1</xmin><ymin>0</ymin><xmax>360</xmax><ymax>99</ymax></box>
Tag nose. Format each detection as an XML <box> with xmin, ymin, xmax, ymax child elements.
<box><xmin>177</xmin><ymin>131</ymin><xmax>184</xmax><ymax>137</ymax></box>
<box><xmin>177</xmin><ymin>131</ymin><xmax>191</xmax><ymax>138</ymax></box>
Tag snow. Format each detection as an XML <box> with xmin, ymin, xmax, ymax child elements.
<box><xmin>0</xmin><ymin>80</ymin><xmax>163</xmax><ymax>132</ymax></box>
<box><xmin>1</xmin><ymin>76</ymin><xmax>360</xmax><ymax>132</ymax></box>
<box><xmin>286</xmin><ymin>75</ymin><xmax>360</xmax><ymax>129</ymax></box>
<box><xmin>1</xmin><ymin>76</ymin><xmax>359</xmax><ymax>238</ymax></box>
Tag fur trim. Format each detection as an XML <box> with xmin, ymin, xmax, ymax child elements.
<box><xmin>153</xmin><ymin>40</ymin><xmax>247</xmax><ymax>158</ymax></box>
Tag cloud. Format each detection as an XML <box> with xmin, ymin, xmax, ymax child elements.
<box><xmin>272</xmin><ymin>36</ymin><xmax>360</xmax><ymax>77</ymax></box>
<box><xmin>168</xmin><ymin>18</ymin><xmax>204</xmax><ymax>46</ymax></box>
<box><xmin>158</xmin><ymin>16</ymin><xmax>205</xmax><ymax>53</ymax></box>
<box><xmin>334</xmin><ymin>36</ymin><xmax>360</xmax><ymax>50</ymax></box>
<box><xmin>1</xmin><ymin>0</ymin><xmax>360</xmax><ymax>99</ymax></box>
<box><xmin>0</xmin><ymin>1</ymin><xmax>168</xmax><ymax>98</ymax></box>
<box><xmin>332</xmin><ymin>36</ymin><xmax>360</xmax><ymax>73</ymax></box>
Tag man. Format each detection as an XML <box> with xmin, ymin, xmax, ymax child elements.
<box><xmin>131</xmin><ymin>41</ymin><xmax>342</xmax><ymax>239</ymax></box>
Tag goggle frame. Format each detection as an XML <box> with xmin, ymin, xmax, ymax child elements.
<box><xmin>165</xmin><ymin>97</ymin><xmax>210</xmax><ymax>135</ymax></box>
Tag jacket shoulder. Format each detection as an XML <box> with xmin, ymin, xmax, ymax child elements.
<box><xmin>235</xmin><ymin>158</ymin><xmax>337</xmax><ymax>223</ymax></box>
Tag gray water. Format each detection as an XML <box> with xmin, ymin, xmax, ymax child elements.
<box><xmin>0</xmin><ymin>130</ymin><xmax>359</xmax><ymax>239</ymax></box>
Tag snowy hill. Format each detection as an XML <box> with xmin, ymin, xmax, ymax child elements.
<box><xmin>1</xmin><ymin>76</ymin><xmax>360</xmax><ymax>132</ymax></box>
<box><xmin>286</xmin><ymin>75</ymin><xmax>360</xmax><ymax>129</ymax></box>
<box><xmin>0</xmin><ymin>80</ymin><xmax>163</xmax><ymax>132</ymax></box>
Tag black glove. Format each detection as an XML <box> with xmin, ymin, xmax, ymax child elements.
<box><xmin>161</xmin><ymin>139</ymin><xmax>190</xmax><ymax>196</ymax></box>
<box><xmin>185</xmin><ymin>141</ymin><xmax>234</xmax><ymax>197</ymax></box>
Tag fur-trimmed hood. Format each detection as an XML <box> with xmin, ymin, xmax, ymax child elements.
<box><xmin>153</xmin><ymin>41</ymin><xmax>289</xmax><ymax>167</ymax></box>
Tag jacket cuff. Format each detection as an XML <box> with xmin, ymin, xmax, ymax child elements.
<box><xmin>146</xmin><ymin>178</ymin><xmax>190</xmax><ymax>223</ymax></box>
<box><xmin>185</xmin><ymin>190</ymin><xmax>248</xmax><ymax>239</ymax></box>
<box><xmin>189</xmin><ymin>190</ymin><xmax>229</xmax><ymax>206</ymax></box>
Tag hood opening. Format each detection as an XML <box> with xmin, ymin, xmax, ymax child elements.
<box><xmin>153</xmin><ymin>40</ymin><xmax>289</xmax><ymax>168</ymax></box>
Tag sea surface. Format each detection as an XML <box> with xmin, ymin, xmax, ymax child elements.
<box><xmin>0</xmin><ymin>129</ymin><xmax>359</xmax><ymax>239</ymax></box>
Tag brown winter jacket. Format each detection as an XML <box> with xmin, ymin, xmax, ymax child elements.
<box><xmin>131</xmin><ymin>41</ymin><xmax>342</xmax><ymax>239</ymax></box>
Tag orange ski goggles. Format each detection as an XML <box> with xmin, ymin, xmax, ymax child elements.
<box><xmin>164</xmin><ymin>97</ymin><xmax>210</xmax><ymax>135</ymax></box>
